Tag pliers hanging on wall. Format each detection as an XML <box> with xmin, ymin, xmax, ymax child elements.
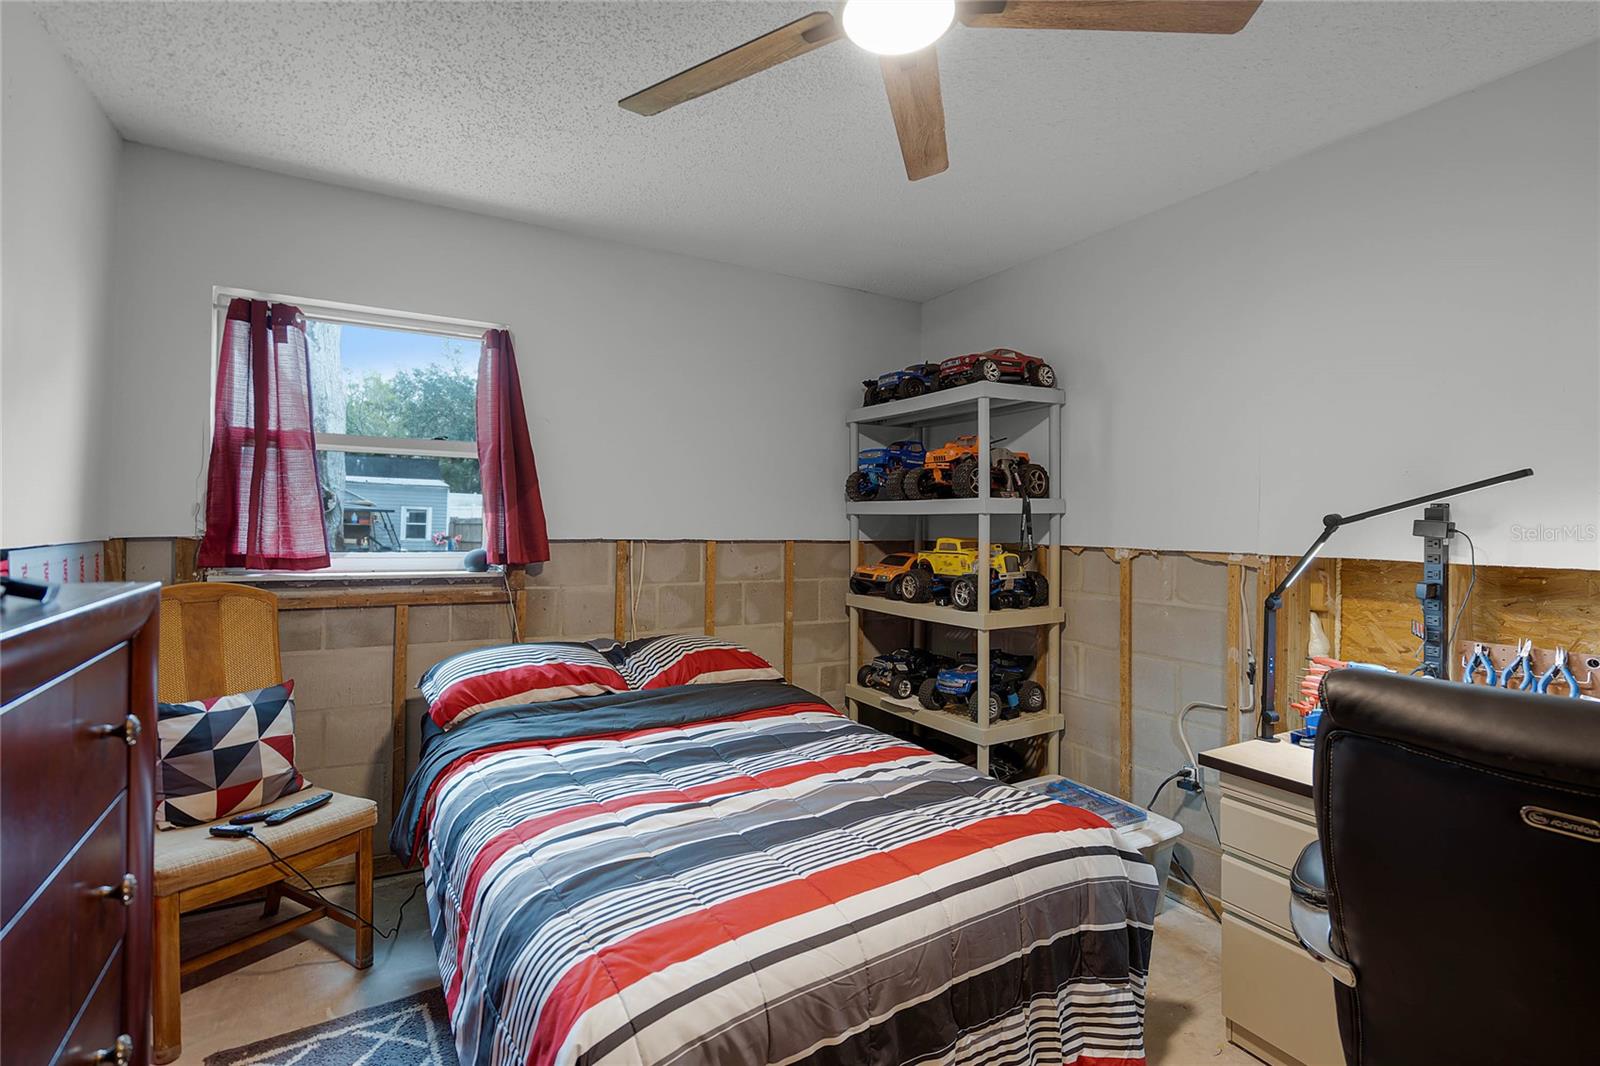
<box><xmin>1535</xmin><ymin>647</ymin><xmax>1581</xmax><ymax>698</ymax></box>
<box><xmin>1463</xmin><ymin>643</ymin><xmax>1500</xmax><ymax>687</ymax></box>
<box><xmin>1501</xmin><ymin>639</ymin><xmax>1537</xmax><ymax>691</ymax></box>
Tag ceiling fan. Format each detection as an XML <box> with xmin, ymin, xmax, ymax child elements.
<box><xmin>619</xmin><ymin>1</ymin><xmax>1264</xmax><ymax>181</ymax></box>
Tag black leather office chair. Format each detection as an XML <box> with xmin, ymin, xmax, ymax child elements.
<box><xmin>1288</xmin><ymin>669</ymin><xmax>1599</xmax><ymax>1065</ymax></box>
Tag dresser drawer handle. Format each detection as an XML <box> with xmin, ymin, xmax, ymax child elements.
<box><xmin>91</xmin><ymin>873</ymin><xmax>138</xmax><ymax>906</ymax></box>
<box><xmin>91</xmin><ymin>714</ymin><xmax>142</xmax><ymax>747</ymax></box>
<box><xmin>93</xmin><ymin>1034</ymin><xmax>133</xmax><ymax>1065</ymax></box>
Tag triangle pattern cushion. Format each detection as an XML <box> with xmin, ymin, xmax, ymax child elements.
<box><xmin>156</xmin><ymin>679</ymin><xmax>306</xmax><ymax>830</ymax></box>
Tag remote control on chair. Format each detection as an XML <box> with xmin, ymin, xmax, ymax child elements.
<box><xmin>209</xmin><ymin>824</ymin><xmax>255</xmax><ymax>838</ymax></box>
<box><xmin>261</xmin><ymin>790</ymin><xmax>333</xmax><ymax>826</ymax></box>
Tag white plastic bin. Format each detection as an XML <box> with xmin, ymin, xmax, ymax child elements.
<box><xmin>1016</xmin><ymin>774</ymin><xmax>1185</xmax><ymax>913</ymax></box>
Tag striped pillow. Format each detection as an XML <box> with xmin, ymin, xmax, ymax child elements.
<box><xmin>619</xmin><ymin>635</ymin><xmax>783</xmax><ymax>690</ymax></box>
<box><xmin>419</xmin><ymin>643</ymin><xmax>629</xmax><ymax>729</ymax></box>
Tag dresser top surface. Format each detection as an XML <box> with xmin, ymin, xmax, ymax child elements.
<box><xmin>1</xmin><ymin>582</ymin><xmax>159</xmax><ymax>641</ymax></box>
<box><xmin>1199</xmin><ymin>738</ymin><xmax>1314</xmax><ymax>797</ymax></box>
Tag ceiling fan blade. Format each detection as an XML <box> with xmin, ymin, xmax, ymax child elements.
<box><xmin>880</xmin><ymin>48</ymin><xmax>949</xmax><ymax>182</ymax></box>
<box><xmin>619</xmin><ymin>11</ymin><xmax>842</xmax><ymax>116</ymax></box>
<box><xmin>957</xmin><ymin>1</ymin><xmax>1262</xmax><ymax>34</ymax></box>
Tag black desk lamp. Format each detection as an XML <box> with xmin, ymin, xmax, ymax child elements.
<box><xmin>1256</xmin><ymin>468</ymin><xmax>1534</xmax><ymax>742</ymax></box>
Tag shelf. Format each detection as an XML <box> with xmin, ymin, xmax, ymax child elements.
<box><xmin>846</xmin><ymin>594</ymin><xmax>1064</xmax><ymax>631</ymax></box>
<box><xmin>846</xmin><ymin>497</ymin><xmax>1066</xmax><ymax>517</ymax></box>
<box><xmin>846</xmin><ymin>685</ymin><xmax>1065</xmax><ymax>745</ymax></box>
<box><xmin>847</xmin><ymin>381</ymin><xmax>1064</xmax><ymax>428</ymax></box>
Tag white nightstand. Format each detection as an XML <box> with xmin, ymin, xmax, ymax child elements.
<box><xmin>1199</xmin><ymin>740</ymin><xmax>1345</xmax><ymax>1066</ymax></box>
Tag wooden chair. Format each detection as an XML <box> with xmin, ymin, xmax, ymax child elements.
<box><xmin>152</xmin><ymin>583</ymin><xmax>376</xmax><ymax>1064</ymax></box>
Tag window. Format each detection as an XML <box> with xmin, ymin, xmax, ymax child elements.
<box><xmin>403</xmin><ymin>507</ymin><xmax>431</xmax><ymax>541</ymax></box>
<box><xmin>212</xmin><ymin>289</ymin><xmax>503</xmax><ymax>574</ymax></box>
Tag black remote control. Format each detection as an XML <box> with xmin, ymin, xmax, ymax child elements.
<box><xmin>262</xmin><ymin>791</ymin><xmax>333</xmax><ymax>826</ymax></box>
<box><xmin>209</xmin><ymin>824</ymin><xmax>255</xmax><ymax>838</ymax></box>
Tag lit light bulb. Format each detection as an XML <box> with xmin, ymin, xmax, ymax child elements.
<box><xmin>842</xmin><ymin>0</ymin><xmax>956</xmax><ymax>56</ymax></box>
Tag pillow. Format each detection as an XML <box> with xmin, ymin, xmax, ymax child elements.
<box><xmin>619</xmin><ymin>634</ymin><xmax>783</xmax><ymax>690</ymax></box>
<box><xmin>156</xmin><ymin>680</ymin><xmax>305</xmax><ymax>829</ymax></box>
<box><xmin>419</xmin><ymin>642</ymin><xmax>630</xmax><ymax>729</ymax></box>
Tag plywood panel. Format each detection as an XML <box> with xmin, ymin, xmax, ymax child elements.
<box><xmin>1338</xmin><ymin>559</ymin><xmax>1600</xmax><ymax>676</ymax></box>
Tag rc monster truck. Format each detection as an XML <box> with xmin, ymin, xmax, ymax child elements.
<box><xmin>916</xmin><ymin>652</ymin><xmax>1047</xmax><ymax>722</ymax></box>
<box><xmin>857</xmin><ymin>648</ymin><xmax>955</xmax><ymax>702</ymax></box>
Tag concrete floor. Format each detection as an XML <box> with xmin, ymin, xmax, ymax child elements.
<box><xmin>173</xmin><ymin>878</ymin><xmax>1258</xmax><ymax>1065</ymax></box>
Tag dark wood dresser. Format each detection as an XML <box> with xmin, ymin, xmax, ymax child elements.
<box><xmin>2</xmin><ymin>584</ymin><xmax>160</xmax><ymax>1066</ymax></box>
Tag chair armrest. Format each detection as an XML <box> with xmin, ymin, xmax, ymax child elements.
<box><xmin>1288</xmin><ymin>842</ymin><xmax>1357</xmax><ymax>988</ymax></box>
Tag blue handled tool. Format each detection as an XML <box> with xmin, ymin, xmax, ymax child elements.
<box><xmin>1501</xmin><ymin>639</ymin><xmax>1537</xmax><ymax>691</ymax></box>
<box><xmin>1463</xmin><ymin>643</ymin><xmax>1500</xmax><ymax>687</ymax></box>
<box><xmin>1536</xmin><ymin>647</ymin><xmax>1580</xmax><ymax>698</ymax></box>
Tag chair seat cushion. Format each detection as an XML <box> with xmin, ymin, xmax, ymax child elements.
<box><xmin>153</xmin><ymin>790</ymin><xmax>377</xmax><ymax>897</ymax></box>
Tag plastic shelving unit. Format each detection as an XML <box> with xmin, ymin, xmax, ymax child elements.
<box><xmin>845</xmin><ymin>379</ymin><xmax>1066</xmax><ymax>775</ymax></box>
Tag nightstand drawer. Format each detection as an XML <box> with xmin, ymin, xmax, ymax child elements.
<box><xmin>1222</xmin><ymin>913</ymin><xmax>1346</xmax><ymax>1066</ymax></box>
<box><xmin>1223</xmin><ymin>852</ymin><xmax>1293</xmax><ymax>937</ymax></box>
<box><xmin>1221</xmin><ymin>793</ymin><xmax>1317</xmax><ymax>873</ymax></box>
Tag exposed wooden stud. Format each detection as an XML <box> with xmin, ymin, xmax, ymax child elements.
<box><xmin>705</xmin><ymin>541</ymin><xmax>717</xmax><ymax>635</ymax></box>
<box><xmin>614</xmin><ymin>541</ymin><xmax>629</xmax><ymax>642</ymax></box>
<box><xmin>103</xmin><ymin>538</ymin><xmax>127</xmax><ymax>581</ymax></box>
<box><xmin>1225</xmin><ymin>562</ymin><xmax>1242</xmax><ymax>745</ymax></box>
<box><xmin>1118</xmin><ymin>555</ymin><xmax>1133</xmax><ymax>799</ymax></box>
<box><xmin>390</xmin><ymin>604</ymin><xmax>409</xmax><ymax>824</ymax></box>
<box><xmin>783</xmin><ymin>541</ymin><xmax>796</xmax><ymax>678</ymax></box>
<box><xmin>173</xmin><ymin>537</ymin><xmax>200</xmax><ymax>584</ymax></box>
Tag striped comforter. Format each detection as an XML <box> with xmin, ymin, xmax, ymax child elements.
<box><xmin>392</xmin><ymin>681</ymin><xmax>1158</xmax><ymax>1066</ymax></box>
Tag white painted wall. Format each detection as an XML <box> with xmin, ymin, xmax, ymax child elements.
<box><xmin>105</xmin><ymin>146</ymin><xmax>920</xmax><ymax>541</ymax></box>
<box><xmin>1</xmin><ymin>7</ymin><xmax>122</xmax><ymax>548</ymax></box>
<box><xmin>921</xmin><ymin>44</ymin><xmax>1600</xmax><ymax>570</ymax></box>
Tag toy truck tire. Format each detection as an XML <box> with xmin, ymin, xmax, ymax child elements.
<box><xmin>967</xmin><ymin>691</ymin><xmax>1004</xmax><ymax>723</ymax></box>
<box><xmin>953</xmin><ymin>457</ymin><xmax>981</xmax><ymax>498</ymax></box>
<box><xmin>891</xmin><ymin>676</ymin><xmax>916</xmax><ymax>700</ymax></box>
<box><xmin>1027</xmin><ymin>362</ymin><xmax>1056</xmax><ymax>388</ymax></box>
<box><xmin>882</xmin><ymin>469</ymin><xmax>906</xmax><ymax>501</ymax></box>
<box><xmin>901</xmin><ymin>468</ymin><xmax>933</xmax><ymax>500</ymax></box>
<box><xmin>862</xmin><ymin>383</ymin><xmax>881</xmax><ymax>406</ymax></box>
<box><xmin>896</xmin><ymin>568</ymin><xmax>932</xmax><ymax>603</ymax></box>
<box><xmin>950</xmin><ymin>575</ymin><xmax>979</xmax><ymax>611</ymax></box>
<box><xmin>918</xmin><ymin>679</ymin><xmax>944</xmax><ymax>710</ymax></box>
<box><xmin>845</xmin><ymin>471</ymin><xmax>873</xmax><ymax>501</ymax></box>
<box><xmin>1028</xmin><ymin>574</ymin><xmax>1050</xmax><ymax>607</ymax></box>
<box><xmin>978</xmin><ymin>358</ymin><xmax>1003</xmax><ymax>383</ymax></box>
<box><xmin>897</xmin><ymin>377</ymin><xmax>927</xmax><ymax>399</ymax></box>
<box><xmin>857</xmin><ymin>665</ymin><xmax>875</xmax><ymax>688</ymax></box>
<box><xmin>1020</xmin><ymin>464</ymin><xmax>1049</xmax><ymax>498</ymax></box>
<box><xmin>1017</xmin><ymin>681</ymin><xmax>1046</xmax><ymax>713</ymax></box>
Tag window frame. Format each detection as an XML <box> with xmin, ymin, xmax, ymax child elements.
<box><xmin>209</xmin><ymin>287</ymin><xmax>505</xmax><ymax>576</ymax></box>
<box><xmin>402</xmin><ymin>506</ymin><xmax>433</xmax><ymax>542</ymax></box>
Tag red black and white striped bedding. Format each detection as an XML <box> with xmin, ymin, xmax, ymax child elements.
<box><xmin>392</xmin><ymin>681</ymin><xmax>1158</xmax><ymax>1066</ymax></box>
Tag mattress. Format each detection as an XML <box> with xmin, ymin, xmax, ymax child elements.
<box><xmin>392</xmin><ymin>680</ymin><xmax>1158</xmax><ymax>1066</ymax></box>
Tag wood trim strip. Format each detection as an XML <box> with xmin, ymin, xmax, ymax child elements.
<box><xmin>1118</xmin><ymin>555</ymin><xmax>1133</xmax><ymax>799</ymax></box>
<box><xmin>103</xmin><ymin>538</ymin><xmax>127</xmax><ymax>581</ymax></box>
<box><xmin>390</xmin><ymin>604</ymin><xmax>409</xmax><ymax>824</ymax></box>
<box><xmin>614</xmin><ymin>541</ymin><xmax>629</xmax><ymax>642</ymax></box>
<box><xmin>705</xmin><ymin>541</ymin><xmax>717</xmax><ymax>636</ymax></box>
<box><xmin>783</xmin><ymin>541</ymin><xmax>795</xmax><ymax>678</ymax></box>
<box><xmin>276</xmin><ymin>587</ymin><xmax>507</xmax><ymax>610</ymax></box>
<box><xmin>173</xmin><ymin>538</ymin><xmax>200</xmax><ymax>584</ymax></box>
<box><xmin>1225</xmin><ymin>562</ymin><xmax>1242</xmax><ymax>745</ymax></box>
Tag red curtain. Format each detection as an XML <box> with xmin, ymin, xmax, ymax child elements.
<box><xmin>198</xmin><ymin>299</ymin><xmax>331</xmax><ymax>570</ymax></box>
<box><xmin>477</xmin><ymin>329</ymin><xmax>550</xmax><ymax>565</ymax></box>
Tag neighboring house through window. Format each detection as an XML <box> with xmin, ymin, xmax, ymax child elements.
<box><xmin>210</xmin><ymin>289</ymin><xmax>500</xmax><ymax>573</ymax></box>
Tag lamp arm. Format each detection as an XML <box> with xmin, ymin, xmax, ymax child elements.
<box><xmin>1259</xmin><ymin>519</ymin><xmax>1340</xmax><ymax>741</ymax></box>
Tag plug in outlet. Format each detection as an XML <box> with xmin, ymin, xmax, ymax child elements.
<box><xmin>1176</xmin><ymin>764</ymin><xmax>1204</xmax><ymax>795</ymax></box>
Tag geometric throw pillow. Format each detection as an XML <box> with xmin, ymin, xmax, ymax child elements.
<box><xmin>617</xmin><ymin>634</ymin><xmax>783</xmax><ymax>691</ymax></box>
<box><xmin>418</xmin><ymin>642</ymin><xmax>630</xmax><ymax>731</ymax></box>
<box><xmin>155</xmin><ymin>679</ymin><xmax>305</xmax><ymax>829</ymax></box>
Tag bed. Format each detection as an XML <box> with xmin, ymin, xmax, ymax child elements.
<box><xmin>392</xmin><ymin>679</ymin><xmax>1158</xmax><ymax>1066</ymax></box>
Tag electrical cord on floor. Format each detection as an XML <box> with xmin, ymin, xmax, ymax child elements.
<box><xmin>237</xmin><ymin>830</ymin><xmax>421</xmax><ymax>940</ymax></box>
<box><xmin>1148</xmin><ymin>774</ymin><xmax>1223</xmax><ymax>922</ymax></box>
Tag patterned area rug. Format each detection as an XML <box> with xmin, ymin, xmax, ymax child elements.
<box><xmin>205</xmin><ymin>989</ymin><xmax>457</xmax><ymax>1065</ymax></box>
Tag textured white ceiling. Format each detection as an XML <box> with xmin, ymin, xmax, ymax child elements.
<box><xmin>34</xmin><ymin>1</ymin><xmax>1600</xmax><ymax>301</ymax></box>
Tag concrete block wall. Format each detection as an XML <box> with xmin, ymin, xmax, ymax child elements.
<box><xmin>1060</xmin><ymin>549</ymin><xmax>1249</xmax><ymax>898</ymax></box>
<box><xmin>791</xmin><ymin>541</ymin><xmax>851</xmax><ymax>707</ymax></box>
<box><xmin>714</xmin><ymin>541</ymin><xmax>787</xmax><ymax>677</ymax></box>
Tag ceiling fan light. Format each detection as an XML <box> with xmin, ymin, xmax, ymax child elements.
<box><xmin>842</xmin><ymin>0</ymin><xmax>955</xmax><ymax>56</ymax></box>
